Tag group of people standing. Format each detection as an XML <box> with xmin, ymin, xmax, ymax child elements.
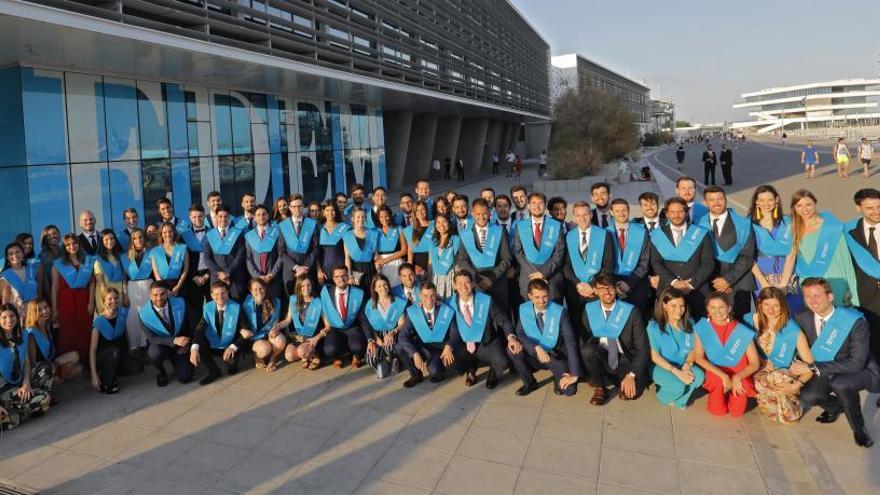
<box><xmin>1</xmin><ymin>176</ymin><xmax>878</xmax><ymax>449</ymax></box>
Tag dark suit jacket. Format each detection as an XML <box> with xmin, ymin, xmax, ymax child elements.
<box><xmin>201</xmin><ymin>231</ymin><xmax>248</xmax><ymax>299</ymax></box>
<box><xmin>278</xmin><ymin>218</ymin><xmax>319</xmax><ymax>282</ymax></box>
<box><xmin>720</xmin><ymin>149</ymin><xmax>733</xmax><ymax>167</ymax></box>
<box><xmin>794</xmin><ymin>309</ymin><xmax>880</xmax><ymax>383</ymax></box>
<box><xmin>511</xmin><ymin>217</ymin><xmax>567</xmax><ymax>300</ymax></box>
<box><xmin>616</xmin><ymin>226</ymin><xmax>652</xmax><ymax>301</ymax></box>
<box><xmin>399</xmin><ymin>303</ymin><xmax>462</xmax><ymax>354</ymax></box>
<box><xmin>562</xmin><ymin>228</ymin><xmax>615</xmax><ymax>289</ymax></box>
<box><xmin>78</xmin><ymin>232</ymin><xmax>100</xmax><ymax>256</ymax></box>
<box><xmin>138</xmin><ymin>302</ymin><xmax>194</xmax><ymax>347</ymax></box>
<box><xmin>709</xmin><ymin>215</ymin><xmax>756</xmax><ymax>292</ymax></box>
<box><xmin>591</xmin><ymin>208</ymin><xmax>611</xmax><ymax>228</ymax></box>
<box><xmin>702</xmin><ymin>150</ymin><xmax>717</xmax><ymax>166</ymax></box>
<box><xmin>325</xmin><ymin>285</ymin><xmax>369</xmax><ymax>340</ymax></box>
<box><xmin>448</xmin><ymin>297</ymin><xmax>514</xmax><ymax>346</ymax></box>
<box><xmin>515</xmin><ymin>306</ymin><xmax>582</xmax><ymax>377</ymax></box>
<box><xmin>244</xmin><ymin>230</ymin><xmax>284</xmax><ymax>279</ymax></box>
<box><xmin>649</xmin><ymin>224</ymin><xmax>715</xmax><ymax>294</ymax></box>
<box><xmin>848</xmin><ymin>219</ymin><xmax>880</xmax><ymax>316</ymax></box>
<box><xmin>195</xmin><ymin>304</ymin><xmax>247</xmax><ymax>350</ymax></box>
<box><xmin>633</xmin><ymin>216</ymin><xmax>665</xmax><ymax>231</ymax></box>
<box><xmin>581</xmin><ymin>303</ymin><xmax>650</xmax><ymax>376</ymax></box>
<box><xmin>455</xmin><ymin>225</ymin><xmax>512</xmax><ymax>288</ymax></box>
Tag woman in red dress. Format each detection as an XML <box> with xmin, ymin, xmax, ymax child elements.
<box><xmin>693</xmin><ymin>291</ymin><xmax>761</xmax><ymax>417</ymax></box>
<box><xmin>51</xmin><ymin>234</ymin><xmax>95</xmax><ymax>364</ymax></box>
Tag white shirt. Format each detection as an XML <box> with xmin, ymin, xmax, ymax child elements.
<box><xmin>862</xmin><ymin>219</ymin><xmax>880</xmax><ymax>249</ymax></box>
<box><xmin>598</xmin><ymin>302</ymin><xmax>624</xmax><ymax>352</ymax></box>
<box><xmin>642</xmin><ymin>216</ymin><xmax>660</xmax><ymax>231</ymax></box>
<box><xmin>506</xmin><ymin>152</ymin><xmax>516</xmax><ymax>162</ymax></box>
<box><xmin>708</xmin><ymin>210</ymin><xmax>728</xmax><ymax>234</ymax></box>
<box><xmin>860</xmin><ymin>143</ymin><xmax>874</xmax><ymax>160</ymax></box>
<box><xmin>670</xmin><ymin>225</ymin><xmax>686</xmax><ymax>246</ymax></box>
<box><xmin>458</xmin><ymin>297</ymin><xmax>474</xmax><ymax>319</ymax></box>
<box><xmin>814</xmin><ymin>308</ymin><xmax>834</xmax><ymax>338</ymax></box>
<box><xmin>476</xmin><ymin>225</ymin><xmax>488</xmax><ymax>247</ymax></box>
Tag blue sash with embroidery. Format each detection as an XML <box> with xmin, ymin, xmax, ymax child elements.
<box><xmin>123</xmin><ymin>253</ymin><xmax>153</xmax><ymax>281</ymax></box>
<box><xmin>743</xmin><ymin>313</ymin><xmax>800</xmax><ymax>369</ymax></box>
<box><xmin>93</xmin><ymin>308</ymin><xmax>129</xmax><ymax>341</ymax></box>
<box><xmin>178</xmin><ymin>227</ymin><xmax>205</xmax><ymax>252</ymax></box>
<box><xmin>694</xmin><ymin>319</ymin><xmax>755</xmax><ymax>367</ymax></box>
<box><xmin>608</xmin><ymin>221</ymin><xmax>646</xmax><ymax>277</ymax></box>
<box><xmin>138</xmin><ymin>297</ymin><xmax>185</xmax><ymax>337</ymax></box>
<box><xmin>377</xmin><ymin>227</ymin><xmax>401</xmax><ymax>253</ymax></box>
<box><xmin>459</xmin><ymin>225</ymin><xmax>502</xmax><ymax>270</ymax></box>
<box><xmin>449</xmin><ymin>292</ymin><xmax>491</xmax><ymax>343</ymax></box>
<box><xmin>754</xmin><ymin>217</ymin><xmax>793</xmax><ymax>257</ymax></box>
<box><xmin>811</xmin><ymin>307</ymin><xmax>861</xmax><ymax>362</ymax></box>
<box><xmin>453</xmin><ymin>216</ymin><xmax>474</xmax><ymax>233</ymax></box>
<box><xmin>150</xmin><ymin>244</ymin><xmax>187</xmax><ymax>280</ymax></box>
<box><xmin>233</xmin><ymin>216</ymin><xmax>254</xmax><ymax>231</ymax></box>
<box><xmin>517</xmin><ymin>217</ymin><xmax>561</xmax><ymax>265</ymax></box>
<box><xmin>319</xmin><ymin>223</ymin><xmax>350</xmax><ymax>246</ymax></box>
<box><xmin>406</xmin><ymin>303</ymin><xmax>455</xmax><ymax>344</ymax></box>
<box><xmin>54</xmin><ymin>256</ymin><xmax>95</xmax><ymax>289</ymax></box>
<box><xmin>27</xmin><ymin>327</ymin><xmax>53</xmax><ymax>360</ymax></box>
<box><xmin>242</xmin><ymin>295</ymin><xmax>280</xmax><ymax>340</ymax></box>
<box><xmin>202</xmin><ymin>301</ymin><xmax>240</xmax><ymax>349</ymax></box>
<box><xmin>565</xmin><ymin>226</ymin><xmax>606</xmax><ymax>282</ymax></box>
<box><xmin>205</xmin><ymin>228</ymin><xmax>243</xmax><ymax>256</ymax></box>
<box><xmin>519</xmin><ymin>301</ymin><xmax>563</xmax><ymax>351</ymax></box>
<box><xmin>279</xmin><ymin>217</ymin><xmax>317</xmax><ymax>254</ymax></box>
<box><xmin>0</xmin><ymin>264</ymin><xmax>38</xmax><ymax>302</ymax></box>
<box><xmin>650</xmin><ymin>225</ymin><xmax>708</xmax><ymax>263</ymax></box>
<box><xmin>585</xmin><ymin>300</ymin><xmax>634</xmax><ymax>339</ymax></box>
<box><xmin>403</xmin><ymin>223</ymin><xmax>434</xmax><ymax>254</ymax></box>
<box><xmin>96</xmin><ymin>256</ymin><xmax>125</xmax><ymax>283</ymax></box>
<box><xmin>0</xmin><ymin>335</ymin><xmax>28</xmax><ymax>385</ymax></box>
<box><xmin>429</xmin><ymin>236</ymin><xmax>460</xmax><ymax>275</ymax></box>
<box><xmin>245</xmin><ymin>224</ymin><xmax>280</xmax><ymax>254</ymax></box>
<box><xmin>796</xmin><ymin>212</ymin><xmax>843</xmax><ymax>278</ymax></box>
<box><xmin>320</xmin><ymin>286</ymin><xmax>364</xmax><ymax>329</ymax></box>
<box><xmin>116</xmin><ymin>229</ymin><xmax>133</xmax><ymax>251</ymax></box>
<box><xmin>690</xmin><ymin>203</ymin><xmax>708</xmax><ymax>223</ymax></box>
<box><xmin>844</xmin><ymin>219</ymin><xmax>880</xmax><ymax>279</ymax></box>
<box><xmin>647</xmin><ymin>320</ymin><xmax>694</xmax><ymax>366</ymax></box>
<box><xmin>364</xmin><ymin>297</ymin><xmax>407</xmax><ymax>333</ymax></box>
<box><xmin>287</xmin><ymin>296</ymin><xmax>323</xmax><ymax>337</ymax></box>
<box><xmin>391</xmin><ymin>284</ymin><xmax>421</xmax><ymax>305</ymax></box>
<box><xmin>699</xmin><ymin>210</ymin><xmax>752</xmax><ymax>263</ymax></box>
<box><xmin>343</xmin><ymin>230</ymin><xmax>378</xmax><ymax>263</ymax></box>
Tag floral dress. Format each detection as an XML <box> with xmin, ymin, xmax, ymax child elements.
<box><xmin>754</xmin><ymin>331</ymin><xmax>803</xmax><ymax>424</ymax></box>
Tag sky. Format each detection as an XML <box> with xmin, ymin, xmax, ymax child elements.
<box><xmin>511</xmin><ymin>0</ymin><xmax>880</xmax><ymax>123</ymax></box>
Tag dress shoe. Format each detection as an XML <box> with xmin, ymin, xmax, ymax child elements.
<box><xmin>854</xmin><ymin>429</ymin><xmax>874</xmax><ymax>448</ymax></box>
<box><xmin>816</xmin><ymin>409</ymin><xmax>842</xmax><ymax>424</ymax></box>
<box><xmin>403</xmin><ymin>376</ymin><xmax>423</xmax><ymax>388</ymax></box>
<box><xmin>199</xmin><ymin>372</ymin><xmax>219</xmax><ymax>386</ymax></box>
<box><xmin>429</xmin><ymin>374</ymin><xmax>445</xmax><ymax>383</ymax></box>
<box><xmin>516</xmin><ymin>382</ymin><xmax>538</xmax><ymax>396</ymax></box>
<box><xmin>590</xmin><ymin>387</ymin><xmax>607</xmax><ymax>406</ymax></box>
<box><xmin>156</xmin><ymin>373</ymin><xmax>169</xmax><ymax>387</ymax></box>
<box><xmin>352</xmin><ymin>356</ymin><xmax>362</xmax><ymax>369</ymax></box>
<box><xmin>464</xmin><ymin>371</ymin><xmax>477</xmax><ymax>387</ymax></box>
<box><xmin>485</xmin><ymin>370</ymin><xmax>499</xmax><ymax>389</ymax></box>
<box><xmin>227</xmin><ymin>364</ymin><xmax>238</xmax><ymax>375</ymax></box>
<box><xmin>553</xmin><ymin>382</ymin><xmax>562</xmax><ymax>395</ymax></box>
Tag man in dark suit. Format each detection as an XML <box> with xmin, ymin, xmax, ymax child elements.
<box><xmin>563</xmin><ymin>201</ymin><xmax>615</xmax><ymax>327</ymax></box>
<box><xmin>321</xmin><ymin>265</ymin><xmax>369</xmax><ymax>369</ymax></box>
<box><xmin>792</xmin><ymin>278</ymin><xmax>880</xmax><ymax>447</ymax></box>
<box><xmin>455</xmin><ymin>198</ymin><xmax>512</xmax><ymax>313</ymax></box>
<box><xmin>607</xmin><ymin>199</ymin><xmax>652</xmax><ymax>319</ymax></box>
<box><xmin>633</xmin><ymin>191</ymin><xmax>664</xmax><ymax>232</ymax></box>
<box><xmin>395</xmin><ymin>193</ymin><xmax>414</xmax><ymax>227</ymax></box>
<box><xmin>719</xmin><ymin>144</ymin><xmax>733</xmax><ymax>185</ymax></box>
<box><xmin>450</xmin><ymin>194</ymin><xmax>472</xmax><ymax>234</ymax></box>
<box><xmin>702</xmin><ymin>144</ymin><xmax>718</xmax><ymax>185</ymax></box>
<box><xmin>279</xmin><ymin>194</ymin><xmax>319</xmax><ymax>295</ymax></box>
<box><xmin>180</xmin><ymin>204</ymin><xmax>211</xmax><ymax>314</ymax></box>
<box><xmin>548</xmin><ymin>196</ymin><xmax>572</xmax><ymax>235</ymax></box>
<box><xmin>701</xmin><ymin>186</ymin><xmax>756</xmax><ymax>320</ymax></box>
<box><xmin>511</xmin><ymin>192</ymin><xmax>567</xmax><ymax>302</ymax></box>
<box><xmin>659</xmin><ymin>177</ymin><xmax>707</xmax><ymax>225</ymax></box>
<box><xmin>191</xmin><ymin>281</ymin><xmax>248</xmax><ymax>385</ymax></box>
<box><xmin>201</xmin><ymin>205</ymin><xmax>248</xmax><ymax>301</ymax></box>
<box><xmin>579</xmin><ymin>272</ymin><xmax>649</xmax><ymax>405</ymax></box>
<box><xmin>138</xmin><ymin>281</ymin><xmax>195</xmax><ymax>387</ymax></box>
<box><xmin>649</xmin><ymin>197</ymin><xmax>715</xmax><ymax>318</ymax></box>
<box><xmin>77</xmin><ymin>209</ymin><xmax>100</xmax><ymax>255</ymax></box>
<box><xmin>244</xmin><ymin>205</ymin><xmax>284</xmax><ymax>298</ymax></box>
<box><xmin>514</xmin><ymin>278</ymin><xmax>581</xmax><ymax>396</ymax></box>
<box><xmin>590</xmin><ymin>182</ymin><xmax>611</xmax><ymax>228</ymax></box>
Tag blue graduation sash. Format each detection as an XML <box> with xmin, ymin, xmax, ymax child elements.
<box><xmin>245</xmin><ymin>224</ymin><xmax>280</xmax><ymax>254</ymax></box>
<box><xmin>123</xmin><ymin>253</ymin><xmax>153</xmax><ymax>281</ymax></box>
<box><xmin>202</xmin><ymin>301</ymin><xmax>240</xmax><ymax>349</ymax></box>
<box><xmin>742</xmin><ymin>313</ymin><xmax>800</xmax><ymax>369</ymax></box>
<box><xmin>649</xmin><ymin>225</ymin><xmax>708</xmax><ymax>263</ymax></box>
<box><xmin>699</xmin><ymin>210</ymin><xmax>752</xmax><ymax>263</ymax></box>
<box><xmin>753</xmin><ymin>217</ymin><xmax>793</xmax><ymax>257</ymax></box>
<box><xmin>607</xmin><ymin>221</ymin><xmax>646</xmax><ymax>277</ymax></box>
<box><xmin>449</xmin><ymin>291</ymin><xmax>491</xmax><ymax>343</ymax></box>
<box><xmin>93</xmin><ymin>308</ymin><xmax>129</xmax><ymax>341</ymax></box>
<box><xmin>0</xmin><ymin>264</ymin><xmax>38</xmax><ymax>302</ymax></box>
<box><xmin>844</xmin><ymin>219</ymin><xmax>880</xmax><ymax>279</ymax></box>
<box><xmin>205</xmin><ymin>228</ymin><xmax>243</xmax><ymax>256</ymax></box>
<box><xmin>0</xmin><ymin>335</ymin><xmax>28</xmax><ymax>385</ymax></box>
<box><xmin>138</xmin><ymin>297</ymin><xmax>186</xmax><ymax>337</ymax></box>
<box><xmin>690</xmin><ymin>202</ymin><xmax>708</xmax><ymax>223</ymax></box>
<box><xmin>405</xmin><ymin>302</ymin><xmax>455</xmax><ymax>344</ymax></box>
<box><xmin>343</xmin><ymin>230</ymin><xmax>379</xmax><ymax>263</ymax></box>
<box><xmin>287</xmin><ymin>296</ymin><xmax>323</xmax><ymax>337</ymax></box>
<box><xmin>378</xmin><ymin>227</ymin><xmax>401</xmax><ymax>253</ymax></box>
<box><xmin>402</xmin><ymin>222</ymin><xmax>435</xmax><ymax>254</ymax></box>
<box><xmin>96</xmin><ymin>256</ymin><xmax>125</xmax><ymax>283</ymax></box>
<box><xmin>694</xmin><ymin>318</ymin><xmax>755</xmax><ymax>367</ymax></box>
<box><xmin>565</xmin><ymin>226</ymin><xmax>606</xmax><ymax>282</ymax></box>
<box><xmin>517</xmin><ymin>216</ymin><xmax>561</xmax><ymax>265</ymax></box>
<box><xmin>233</xmin><ymin>215</ymin><xmax>254</xmax><ymax>231</ymax></box>
<box><xmin>242</xmin><ymin>295</ymin><xmax>280</xmax><ymax>340</ymax></box>
<box><xmin>811</xmin><ymin>307</ymin><xmax>861</xmax><ymax>362</ymax></box>
<box><xmin>150</xmin><ymin>244</ymin><xmax>187</xmax><ymax>280</ymax></box>
<box><xmin>178</xmin><ymin>227</ymin><xmax>205</xmax><ymax>252</ymax></box>
<box><xmin>391</xmin><ymin>284</ymin><xmax>421</xmax><ymax>305</ymax></box>
<box><xmin>319</xmin><ymin>223</ymin><xmax>350</xmax><ymax>246</ymax></box>
<box><xmin>429</xmin><ymin>236</ymin><xmax>460</xmax><ymax>275</ymax></box>
<box><xmin>320</xmin><ymin>286</ymin><xmax>365</xmax><ymax>329</ymax></box>
<box><xmin>459</xmin><ymin>225</ymin><xmax>502</xmax><ymax>270</ymax></box>
<box><xmin>116</xmin><ymin>229</ymin><xmax>133</xmax><ymax>251</ymax></box>
<box><xmin>27</xmin><ymin>327</ymin><xmax>53</xmax><ymax>360</ymax></box>
<box><xmin>53</xmin><ymin>256</ymin><xmax>95</xmax><ymax>289</ymax></box>
<box><xmin>796</xmin><ymin>212</ymin><xmax>843</xmax><ymax>278</ymax></box>
<box><xmin>364</xmin><ymin>297</ymin><xmax>407</xmax><ymax>333</ymax></box>
<box><xmin>647</xmin><ymin>320</ymin><xmax>694</xmax><ymax>366</ymax></box>
<box><xmin>453</xmin><ymin>216</ymin><xmax>474</xmax><ymax>232</ymax></box>
<box><xmin>518</xmin><ymin>301</ymin><xmax>563</xmax><ymax>351</ymax></box>
<box><xmin>585</xmin><ymin>300</ymin><xmax>634</xmax><ymax>339</ymax></box>
<box><xmin>279</xmin><ymin>217</ymin><xmax>318</xmax><ymax>254</ymax></box>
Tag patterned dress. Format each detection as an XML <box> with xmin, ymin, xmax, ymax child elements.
<box><xmin>754</xmin><ymin>330</ymin><xmax>803</xmax><ymax>424</ymax></box>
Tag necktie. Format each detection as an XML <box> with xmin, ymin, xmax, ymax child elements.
<box><xmin>712</xmin><ymin>218</ymin><xmax>721</xmax><ymax>240</ymax></box>
<box><xmin>580</xmin><ymin>231</ymin><xmax>588</xmax><ymax>259</ymax></box>
<box><xmin>673</xmin><ymin>229</ymin><xmax>682</xmax><ymax>246</ymax></box>
<box><xmin>404</xmin><ymin>214</ymin><xmax>411</xmax><ymax>227</ymax></box>
<box><xmin>159</xmin><ymin>306</ymin><xmax>170</xmax><ymax>328</ymax></box>
<box><xmin>648</xmin><ymin>221</ymin><xmax>656</xmax><ymax>231</ymax></box>
<box><xmin>536</xmin><ymin>311</ymin><xmax>544</xmax><ymax>330</ymax></box>
<box><xmin>217</xmin><ymin>309</ymin><xmax>225</xmax><ymax>333</ymax></box>
<box><xmin>294</xmin><ymin>219</ymin><xmax>302</xmax><ymax>235</ymax></box>
<box><xmin>406</xmin><ymin>289</ymin><xmax>413</xmax><ymax>303</ymax></box>
<box><xmin>463</xmin><ymin>304</ymin><xmax>476</xmax><ymax>353</ymax></box>
<box><xmin>259</xmin><ymin>229</ymin><xmax>268</xmax><ymax>273</ymax></box>
<box><xmin>601</xmin><ymin>213</ymin><xmax>608</xmax><ymax>228</ymax></box>
<box><xmin>425</xmin><ymin>310</ymin><xmax>434</xmax><ymax>327</ymax></box>
<box><xmin>533</xmin><ymin>221</ymin><xmax>542</xmax><ymax>246</ymax></box>
<box><xmin>818</xmin><ymin>318</ymin><xmax>826</xmax><ymax>337</ymax></box>
<box><xmin>604</xmin><ymin>309</ymin><xmax>619</xmax><ymax>370</ymax></box>
<box><xmin>869</xmin><ymin>227</ymin><xmax>878</xmax><ymax>259</ymax></box>
<box><xmin>194</xmin><ymin>228</ymin><xmax>206</xmax><ymax>233</ymax></box>
<box><xmin>220</xmin><ymin>229</ymin><xmax>226</xmax><ymax>240</ymax></box>
<box><xmin>338</xmin><ymin>292</ymin><xmax>347</xmax><ymax>322</ymax></box>
<box><xmin>618</xmin><ymin>228</ymin><xmax>626</xmax><ymax>251</ymax></box>
<box><xmin>479</xmin><ymin>228</ymin><xmax>487</xmax><ymax>249</ymax></box>
<box><xmin>90</xmin><ymin>233</ymin><xmax>97</xmax><ymax>251</ymax></box>
<box><xmin>247</xmin><ymin>217</ymin><xmax>254</xmax><ymax>229</ymax></box>
<box><xmin>459</xmin><ymin>220</ymin><xmax>467</xmax><ymax>231</ymax></box>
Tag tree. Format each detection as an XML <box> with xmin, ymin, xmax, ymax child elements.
<box><xmin>548</xmin><ymin>87</ymin><xmax>640</xmax><ymax>179</ymax></box>
<box><xmin>675</xmin><ymin>120</ymin><xmax>692</xmax><ymax>128</ymax></box>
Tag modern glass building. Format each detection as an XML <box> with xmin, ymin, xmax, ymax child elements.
<box><xmin>0</xmin><ymin>0</ymin><xmax>550</xmax><ymax>243</ymax></box>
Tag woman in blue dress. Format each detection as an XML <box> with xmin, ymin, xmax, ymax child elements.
<box><xmin>647</xmin><ymin>287</ymin><xmax>705</xmax><ymax>408</ymax></box>
<box><xmin>317</xmin><ymin>201</ymin><xmax>350</xmax><ymax>286</ymax></box>
<box><xmin>747</xmin><ymin>185</ymin><xmax>801</xmax><ymax>312</ymax></box>
<box><xmin>1</xmin><ymin>242</ymin><xmax>39</xmax><ymax>316</ymax></box>
<box><xmin>150</xmin><ymin>223</ymin><xmax>189</xmax><ymax>297</ymax></box>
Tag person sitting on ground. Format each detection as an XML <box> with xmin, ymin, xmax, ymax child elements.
<box><xmin>647</xmin><ymin>287</ymin><xmax>704</xmax><ymax>408</ymax></box>
<box><xmin>89</xmin><ymin>288</ymin><xmax>143</xmax><ymax>394</ymax></box>
<box><xmin>242</xmin><ymin>278</ymin><xmax>285</xmax><ymax>372</ymax></box>
<box><xmin>0</xmin><ymin>303</ymin><xmax>52</xmax><ymax>430</ymax></box>
<box><xmin>191</xmin><ymin>281</ymin><xmax>247</xmax><ymax>385</ymax></box>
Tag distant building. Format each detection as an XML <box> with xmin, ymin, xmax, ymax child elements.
<box><xmin>550</xmin><ymin>53</ymin><xmax>650</xmax><ymax>125</ymax></box>
<box><xmin>650</xmin><ymin>98</ymin><xmax>676</xmax><ymax>132</ymax></box>
<box><xmin>731</xmin><ymin>79</ymin><xmax>880</xmax><ymax>134</ymax></box>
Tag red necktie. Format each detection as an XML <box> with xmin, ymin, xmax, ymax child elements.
<box><xmin>533</xmin><ymin>221</ymin><xmax>542</xmax><ymax>246</ymax></box>
<box><xmin>258</xmin><ymin>229</ymin><xmax>268</xmax><ymax>273</ymax></box>
<box><xmin>338</xmin><ymin>291</ymin><xmax>347</xmax><ymax>321</ymax></box>
<box><xmin>618</xmin><ymin>228</ymin><xmax>626</xmax><ymax>252</ymax></box>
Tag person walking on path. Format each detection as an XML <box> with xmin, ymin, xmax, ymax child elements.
<box><xmin>801</xmin><ymin>140</ymin><xmax>820</xmax><ymax>179</ymax></box>
<box><xmin>720</xmin><ymin>143</ymin><xmax>733</xmax><ymax>186</ymax></box>
<box><xmin>455</xmin><ymin>157</ymin><xmax>465</xmax><ymax>181</ymax></box>
<box><xmin>675</xmin><ymin>145</ymin><xmax>686</xmax><ymax>171</ymax></box>
<box><xmin>492</xmin><ymin>152</ymin><xmax>500</xmax><ymax>175</ymax></box>
<box><xmin>505</xmin><ymin>150</ymin><xmax>515</xmax><ymax>177</ymax></box>
<box><xmin>834</xmin><ymin>137</ymin><xmax>851</xmax><ymax>178</ymax></box>
<box><xmin>702</xmin><ymin>144</ymin><xmax>718</xmax><ymax>185</ymax></box>
<box><xmin>858</xmin><ymin>137</ymin><xmax>873</xmax><ymax>178</ymax></box>
<box><xmin>443</xmin><ymin>157</ymin><xmax>452</xmax><ymax>180</ymax></box>
<box><xmin>538</xmin><ymin>150</ymin><xmax>548</xmax><ymax>177</ymax></box>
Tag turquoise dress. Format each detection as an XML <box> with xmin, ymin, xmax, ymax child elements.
<box><xmin>647</xmin><ymin>321</ymin><xmax>705</xmax><ymax>408</ymax></box>
<box><xmin>796</xmin><ymin>230</ymin><xmax>859</xmax><ymax>307</ymax></box>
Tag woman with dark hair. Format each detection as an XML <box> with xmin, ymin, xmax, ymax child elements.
<box><xmin>94</xmin><ymin>229</ymin><xmax>126</xmax><ymax>314</ymax></box>
<box><xmin>14</xmin><ymin>233</ymin><xmax>36</xmax><ymax>261</ymax></box>
<box><xmin>434</xmin><ymin>196</ymin><xmax>452</xmax><ymax>220</ymax></box>
<box><xmin>748</xmin><ymin>185</ymin><xmax>800</xmax><ymax>311</ymax></box>
<box><xmin>428</xmin><ymin>215</ymin><xmax>460</xmax><ymax>299</ymax></box>
<box><xmin>88</xmin><ymin>288</ymin><xmax>143</xmax><ymax>394</ymax></box>
<box><xmin>273</xmin><ymin>274</ymin><xmax>324</xmax><ymax>370</ymax></box>
<box><xmin>693</xmin><ymin>292</ymin><xmax>760</xmax><ymax>417</ymax></box>
<box><xmin>0</xmin><ymin>303</ymin><xmax>52</xmax><ymax>430</ymax></box>
<box><xmin>647</xmin><ymin>287</ymin><xmax>704</xmax><ymax>408</ymax></box>
<box><xmin>744</xmin><ymin>287</ymin><xmax>814</xmax><ymax>424</ymax></box>
<box><xmin>123</xmin><ymin>229</ymin><xmax>152</xmax><ymax>350</ymax></box>
<box><xmin>243</xmin><ymin>278</ymin><xmax>285</xmax><ymax>372</ymax></box>
<box><xmin>362</xmin><ymin>274</ymin><xmax>407</xmax><ymax>378</ymax></box>
<box><xmin>150</xmin><ymin>222</ymin><xmax>189</xmax><ymax>297</ymax></box>
<box><xmin>308</xmin><ymin>201</ymin><xmax>323</xmax><ymax>222</ymax></box>
<box><xmin>343</xmin><ymin>207</ymin><xmax>379</xmax><ymax>291</ymax></box>
<box><xmin>272</xmin><ymin>196</ymin><xmax>290</xmax><ymax>223</ymax></box>
<box><xmin>375</xmin><ymin>206</ymin><xmax>408</xmax><ymax>287</ymax></box>
<box><xmin>317</xmin><ymin>200</ymin><xmax>350</xmax><ymax>285</ymax></box>
<box><xmin>37</xmin><ymin>225</ymin><xmax>61</xmax><ymax>299</ymax></box>
<box><xmin>403</xmin><ymin>200</ymin><xmax>433</xmax><ymax>278</ymax></box>
<box><xmin>51</xmin><ymin>234</ymin><xmax>96</xmax><ymax>363</ymax></box>
<box><xmin>1</xmin><ymin>242</ymin><xmax>38</xmax><ymax>316</ymax></box>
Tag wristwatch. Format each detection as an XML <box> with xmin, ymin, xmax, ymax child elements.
<box><xmin>807</xmin><ymin>363</ymin><xmax>820</xmax><ymax>376</ymax></box>
<box><xmin>626</xmin><ymin>372</ymin><xmax>636</xmax><ymax>379</ymax></box>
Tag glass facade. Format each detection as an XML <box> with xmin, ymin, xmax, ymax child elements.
<box><xmin>0</xmin><ymin>66</ymin><xmax>386</xmax><ymax>244</ymax></box>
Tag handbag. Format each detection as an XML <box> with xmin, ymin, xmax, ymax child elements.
<box><xmin>367</xmin><ymin>345</ymin><xmax>395</xmax><ymax>380</ymax></box>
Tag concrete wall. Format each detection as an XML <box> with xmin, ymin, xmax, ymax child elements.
<box><xmin>483</xmin><ymin>119</ymin><xmax>504</xmax><ymax>173</ymax></box>
<box><xmin>432</xmin><ymin>115</ymin><xmax>463</xmax><ymax>176</ymax></box>
<box><xmin>525</xmin><ymin>122</ymin><xmax>551</xmax><ymax>158</ymax></box>
<box><xmin>498</xmin><ymin>122</ymin><xmax>514</xmax><ymax>159</ymax></box>
<box><xmin>456</xmin><ymin>117</ymin><xmax>489</xmax><ymax>176</ymax></box>
<box><xmin>383</xmin><ymin>110</ymin><xmax>414</xmax><ymax>191</ymax></box>
<box><xmin>403</xmin><ymin>113</ymin><xmax>439</xmax><ymax>184</ymax></box>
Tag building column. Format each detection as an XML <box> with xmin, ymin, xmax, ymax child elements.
<box><xmin>498</xmin><ymin>122</ymin><xmax>514</xmax><ymax>159</ymax></box>
<box><xmin>456</xmin><ymin>117</ymin><xmax>489</xmax><ymax>177</ymax></box>
<box><xmin>432</xmin><ymin>115</ymin><xmax>462</xmax><ymax>178</ymax></box>
<box><xmin>525</xmin><ymin>121</ymin><xmax>551</xmax><ymax>159</ymax></box>
<box><xmin>383</xmin><ymin>110</ymin><xmax>414</xmax><ymax>191</ymax></box>
<box><xmin>483</xmin><ymin>119</ymin><xmax>503</xmax><ymax>173</ymax></box>
<box><xmin>403</xmin><ymin>113</ymin><xmax>439</xmax><ymax>184</ymax></box>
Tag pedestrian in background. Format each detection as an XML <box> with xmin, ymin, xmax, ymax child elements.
<box><xmin>443</xmin><ymin>156</ymin><xmax>452</xmax><ymax>180</ymax></box>
<box><xmin>505</xmin><ymin>149</ymin><xmax>515</xmax><ymax>177</ymax></box>
<box><xmin>801</xmin><ymin>140</ymin><xmax>819</xmax><ymax>179</ymax></box>
<box><xmin>538</xmin><ymin>150</ymin><xmax>548</xmax><ymax>177</ymax></box>
<box><xmin>676</xmin><ymin>145</ymin><xmax>686</xmax><ymax>170</ymax></box>
<box><xmin>858</xmin><ymin>137</ymin><xmax>873</xmax><ymax>178</ymax></box>
<box><xmin>455</xmin><ymin>157</ymin><xmax>465</xmax><ymax>181</ymax></box>
<box><xmin>702</xmin><ymin>144</ymin><xmax>717</xmax><ymax>185</ymax></box>
<box><xmin>834</xmin><ymin>137</ymin><xmax>851</xmax><ymax>178</ymax></box>
<box><xmin>491</xmin><ymin>152</ymin><xmax>500</xmax><ymax>174</ymax></box>
<box><xmin>720</xmin><ymin>143</ymin><xmax>733</xmax><ymax>185</ymax></box>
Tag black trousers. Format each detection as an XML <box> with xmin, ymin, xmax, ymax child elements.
<box><xmin>704</xmin><ymin>164</ymin><xmax>716</xmax><ymax>185</ymax></box>
<box><xmin>147</xmin><ymin>343</ymin><xmax>195</xmax><ymax>383</ymax></box>
<box><xmin>492</xmin><ymin>161</ymin><xmax>499</xmax><ymax>174</ymax></box>
<box><xmin>323</xmin><ymin>327</ymin><xmax>366</xmax><ymax>359</ymax></box>
<box><xmin>183</xmin><ymin>270</ymin><xmax>211</xmax><ymax>315</ymax></box>
<box><xmin>578</xmin><ymin>340</ymin><xmax>646</xmax><ymax>397</ymax></box>
<box><xmin>396</xmin><ymin>341</ymin><xmax>470</xmax><ymax>379</ymax></box>
<box><xmin>462</xmin><ymin>339</ymin><xmax>511</xmax><ymax>377</ymax></box>
<box><xmin>96</xmin><ymin>343</ymin><xmax>143</xmax><ymax>386</ymax></box>
<box><xmin>729</xmin><ymin>288</ymin><xmax>753</xmax><ymax>322</ymax></box>
<box><xmin>506</xmin><ymin>347</ymin><xmax>538</xmax><ymax>388</ymax></box>
<box><xmin>721</xmin><ymin>165</ymin><xmax>732</xmax><ymax>185</ymax></box>
<box><xmin>521</xmin><ymin>344</ymin><xmax>577</xmax><ymax>395</ymax></box>
<box><xmin>800</xmin><ymin>372</ymin><xmax>873</xmax><ymax>432</ymax></box>
<box><xmin>198</xmin><ymin>344</ymin><xmax>241</xmax><ymax>376</ymax></box>
<box><xmin>456</xmin><ymin>166</ymin><xmax>464</xmax><ymax>181</ymax></box>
